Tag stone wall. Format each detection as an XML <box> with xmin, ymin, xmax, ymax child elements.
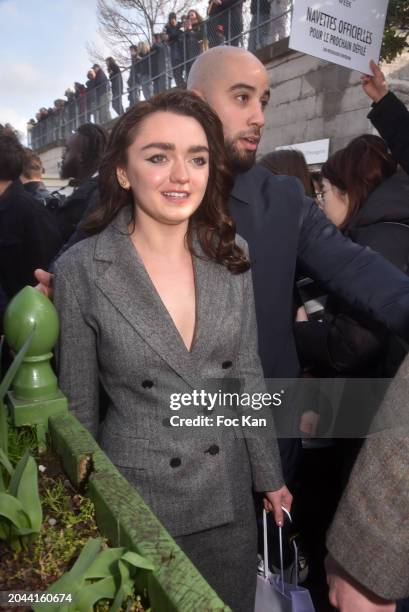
<box><xmin>258</xmin><ymin>40</ymin><xmax>409</xmax><ymax>159</ymax></box>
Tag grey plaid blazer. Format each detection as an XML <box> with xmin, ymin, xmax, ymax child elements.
<box><xmin>327</xmin><ymin>353</ymin><xmax>409</xmax><ymax>600</ymax></box>
<box><xmin>54</xmin><ymin>208</ymin><xmax>283</xmax><ymax>538</ymax></box>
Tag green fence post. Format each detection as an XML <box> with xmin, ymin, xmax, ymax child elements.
<box><xmin>3</xmin><ymin>286</ymin><xmax>67</xmax><ymax>450</ymax></box>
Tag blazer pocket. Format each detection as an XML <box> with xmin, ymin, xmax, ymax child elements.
<box><xmin>99</xmin><ymin>432</ymin><xmax>149</xmax><ymax>471</ymax></box>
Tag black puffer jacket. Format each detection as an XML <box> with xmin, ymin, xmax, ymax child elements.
<box><xmin>368</xmin><ymin>91</ymin><xmax>409</xmax><ymax>176</ymax></box>
<box><xmin>295</xmin><ymin>170</ymin><xmax>409</xmax><ymax>377</ymax></box>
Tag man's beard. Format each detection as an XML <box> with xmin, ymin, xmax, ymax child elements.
<box><xmin>224</xmin><ymin>137</ymin><xmax>257</xmax><ymax>174</ymax></box>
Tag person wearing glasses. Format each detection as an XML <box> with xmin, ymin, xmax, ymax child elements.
<box><xmin>296</xmin><ymin>134</ymin><xmax>409</xmax><ymax>388</ymax></box>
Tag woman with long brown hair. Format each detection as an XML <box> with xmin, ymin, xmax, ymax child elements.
<box><xmin>54</xmin><ymin>90</ymin><xmax>291</xmax><ymax>612</ymax></box>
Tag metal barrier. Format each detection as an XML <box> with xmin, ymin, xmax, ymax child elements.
<box><xmin>28</xmin><ymin>0</ymin><xmax>292</xmax><ymax>150</ymax></box>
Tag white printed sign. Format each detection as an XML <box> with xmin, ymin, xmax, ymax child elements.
<box><xmin>276</xmin><ymin>138</ymin><xmax>330</xmax><ymax>164</ymax></box>
<box><xmin>289</xmin><ymin>0</ymin><xmax>389</xmax><ymax>73</ymax></box>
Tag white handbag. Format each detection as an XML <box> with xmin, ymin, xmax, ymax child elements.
<box><xmin>255</xmin><ymin>508</ymin><xmax>315</xmax><ymax>612</ymax></box>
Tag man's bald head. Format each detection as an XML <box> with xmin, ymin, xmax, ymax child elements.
<box><xmin>187</xmin><ymin>46</ymin><xmax>266</xmax><ymax>97</ymax></box>
<box><xmin>187</xmin><ymin>47</ymin><xmax>270</xmax><ymax>173</ymax></box>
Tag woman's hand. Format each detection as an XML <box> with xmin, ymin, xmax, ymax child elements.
<box><xmin>361</xmin><ymin>60</ymin><xmax>388</xmax><ymax>104</ymax></box>
<box><xmin>263</xmin><ymin>486</ymin><xmax>293</xmax><ymax>526</ymax></box>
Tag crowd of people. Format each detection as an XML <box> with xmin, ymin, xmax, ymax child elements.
<box><xmin>28</xmin><ymin>0</ymin><xmax>290</xmax><ymax>149</ymax></box>
<box><xmin>2</xmin><ymin>47</ymin><xmax>409</xmax><ymax>612</ymax></box>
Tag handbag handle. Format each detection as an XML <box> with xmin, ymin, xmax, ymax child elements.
<box><xmin>262</xmin><ymin>507</ymin><xmax>298</xmax><ymax>591</ymax></box>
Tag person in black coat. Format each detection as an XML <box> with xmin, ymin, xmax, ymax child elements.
<box><xmin>127</xmin><ymin>45</ymin><xmax>140</xmax><ymax>108</ymax></box>
<box><xmin>135</xmin><ymin>42</ymin><xmax>152</xmax><ymax>101</ymax></box>
<box><xmin>150</xmin><ymin>34</ymin><xmax>167</xmax><ymax>94</ymax></box>
<box><xmin>362</xmin><ymin>60</ymin><xmax>409</xmax><ymax>176</ymax></box>
<box><xmin>207</xmin><ymin>0</ymin><xmax>243</xmax><ymax>46</ymax></box>
<box><xmin>183</xmin><ymin>10</ymin><xmax>205</xmax><ymax>78</ymax></box>
<box><xmin>164</xmin><ymin>13</ymin><xmax>185</xmax><ymax>88</ymax></box>
<box><xmin>0</xmin><ymin>132</ymin><xmax>62</xmax><ymax>321</ymax></box>
<box><xmin>106</xmin><ymin>57</ymin><xmax>124</xmax><ymax>116</ymax></box>
<box><xmin>56</xmin><ymin>123</ymin><xmax>107</xmax><ymax>243</ymax></box>
<box><xmin>85</xmin><ymin>69</ymin><xmax>97</xmax><ymax>122</ymax></box>
<box><xmin>92</xmin><ymin>63</ymin><xmax>111</xmax><ymax>123</ymax></box>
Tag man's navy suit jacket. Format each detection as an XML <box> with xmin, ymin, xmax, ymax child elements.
<box><xmin>229</xmin><ymin>164</ymin><xmax>409</xmax><ymax>380</ymax></box>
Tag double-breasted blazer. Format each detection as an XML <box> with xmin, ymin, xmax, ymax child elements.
<box><xmin>54</xmin><ymin>208</ymin><xmax>283</xmax><ymax>538</ymax></box>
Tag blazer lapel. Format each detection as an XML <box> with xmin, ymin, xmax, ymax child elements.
<box><xmin>191</xmin><ymin>243</ymin><xmax>232</xmax><ymax>368</ymax></box>
<box><xmin>94</xmin><ymin>209</ymin><xmax>200</xmax><ymax>388</ymax></box>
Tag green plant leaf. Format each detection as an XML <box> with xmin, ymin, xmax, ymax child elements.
<box><xmin>0</xmin><ymin>327</ymin><xmax>35</xmax><ymax>402</ymax></box>
<box><xmin>0</xmin><ymin>447</ymin><xmax>13</xmax><ymax>477</ymax></box>
<box><xmin>84</xmin><ymin>547</ymin><xmax>126</xmax><ymax>579</ymax></box>
<box><xmin>0</xmin><ymin>492</ymin><xmax>30</xmax><ymax>530</ymax></box>
<box><xmin>110</xmin><ymin>558</ymin><xmax>134</xmax><ymax>612</ymax></box>
<box><xmin>33</xmin><ymin>565</ymin><xmax>83</xmax><ymax>612</ymax></box>
<box><xmin>0</xmin><ymin>335</ymin><xmax>4</xmax><ymax>380</ymax></box>
<box><xmin>11</xmin><ymin>452</ymin><xmax>42</xmax><ymax>530</ymax></box>
<box><xmin>75</xmin><ymin>576</ymin><xmax>116</xmax><ymax>612</ymax></box>
<box><xmin>122</xmin><ymin>550</ymin><xmax>155</xmax><ymax>571</ymax></box>
<box><xmin>0</xmin><ymin>398</ymin><xmax>7</xmax><ymax>455</ymax></box>
<box><xmin>34</xmin><ymin>539</ymin><xmax>103</xmax><ymax>611</ymax></box>
<box><xmin>9</xmin><ymin>449</ymin><xmax>28</xmax><ymax>495</ymax></box>
<box><xmin>68</xmin><ymin>537</ymin><xmax>103</xmax><ymax>580</ymax></box>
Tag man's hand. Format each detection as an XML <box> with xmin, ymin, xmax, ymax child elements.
<box><xmin>34</xmin><ymin>269</ymin><xmax>54</xmax><ymax>299</ymax></box>
<box><xmin>296</xmin><ymin>306</ymin><xmax>308</xmax><ymax>322</ymax></box>
<box><xmin>326</xmin><ymin>555</ymin><xmax>396</xmax><ymax>612</ymax></box>
<box><xmin>263</xmin><ymin>486</ymin><xmax>293</xmax><ymax>526</ymax></box>
<box><xmin>361</xmin><ymin>60</ymin><xmax>389</xmax><ymax>104</ymax></box>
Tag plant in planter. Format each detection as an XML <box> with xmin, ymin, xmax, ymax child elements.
<box><xmin>0</xmin><ymin>328</ymin><xmax>42</xmax><ymax>552</ymax></box>
<box><xmin>0</xmin><ymin>449</ymin><xmax>42</xmax><ymax>552</ymax></box>
<box><xmin>33</xmin><ymin>537</ymin><xmax>154</xmax><ymax>612</ymax></box>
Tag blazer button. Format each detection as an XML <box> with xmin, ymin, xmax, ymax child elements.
<box><xmin>142</xmin><ymin>380</ymin><xmax>154</xmax><ymax>389</ymax></box>
<box><xmin>222</xmin><ymin>360</ymin><xmax>232</xmax><ymax>369</ymax></box>
<box><xmin>206</xmin><ymin>444</ymin><xmax>220</xmax><ymax>456</ymax></box>
<box><xmin>170</xmin><ymin>457</ymin><xmax>181</xmax><ymax>468</ymax></box>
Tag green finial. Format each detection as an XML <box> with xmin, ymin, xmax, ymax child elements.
<box><xmin>3</xmin><ymin>287</ymin><xmax>67</xmax><ymax>450</ymax></box>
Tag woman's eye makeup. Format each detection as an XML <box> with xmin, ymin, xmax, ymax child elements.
<box><xmin>145</xmin><ymin>154</ymin><xmax>208</xmax><ymax>166</ymax></box>
<box><xmin>146</xmin><ymin>154</ymin><xmax>167</xmax><ymax>163</ymax></box>
<box><xmin>191</xmin><ymin>156</ymin><xmax>208</xmax><ymax>166</ymax></box>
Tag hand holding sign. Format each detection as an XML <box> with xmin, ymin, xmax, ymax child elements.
<box><xmin>361</xmin><ymin>59</ymin><xmax>389</xmax><ymax>103</ymax></box>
